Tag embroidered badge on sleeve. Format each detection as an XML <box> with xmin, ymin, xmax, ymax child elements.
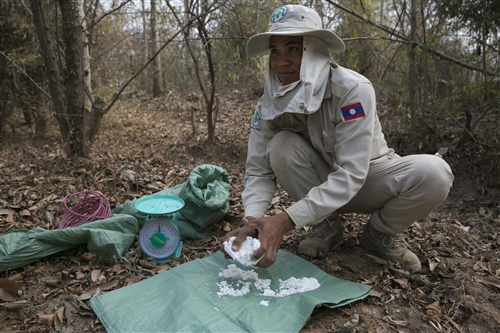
<box><xmin>251</xmin><ymin>111</ymin><xmax>262</xmax><ymax>130</ymax></box>
<box><xmin>341</xmin><ymin>102</ymin><xmax>365</xmax><ymax>121</ymax></box>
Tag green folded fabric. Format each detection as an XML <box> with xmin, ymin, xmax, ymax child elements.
<box><xmin>90</xmin><ymin>251</ymin><xmax>372</xmax><ymax>333</ymax></box>
<box><xmin>0</xmin><ymin>214</ymin><xmax>139</xmax><ymax>272</ymax></box>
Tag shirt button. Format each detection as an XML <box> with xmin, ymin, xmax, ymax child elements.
<box><xmin>299</xmin><ymin>104</ymin><xmax>305</xmax><ymax>110</ymax></box>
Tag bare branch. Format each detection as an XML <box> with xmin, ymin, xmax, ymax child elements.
<box><xmin>325</xmin><ymin>0</ymin><xmax>500</xmax><ymax>77</ymax></box>
<box><xmin>83</xmin><ymin>0</ymin><xmax>132</xmax><ymax>33</ymax></box>
<box><xmin>104</xmin><ymin>2</ymin><xmax>224</xmax><ymax>112</ymax></box>
<box><xmin>0</xmin><ymin>50</ymin><xmax>52</xmax><ymax>100</ymax></box>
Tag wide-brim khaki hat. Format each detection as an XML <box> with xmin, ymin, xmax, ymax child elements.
<box><xmin>247</xmin><ymin>5</ymin><xmax>345</xmax><ymax>56</ymax></box>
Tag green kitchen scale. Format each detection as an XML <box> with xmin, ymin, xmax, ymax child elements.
<box><xmin>135</xmin><ymin>195</ymin><xmax>185</xmax><ymax>263</ymax></box>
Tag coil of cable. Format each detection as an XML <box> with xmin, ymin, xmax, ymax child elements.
<box><xmin>56</xmin><ymin>190</ymin><xmax>111</xmax><ymax>229</ymax></box>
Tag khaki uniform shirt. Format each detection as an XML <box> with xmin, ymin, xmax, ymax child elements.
<box><xmin>242</xmin><ymin>64</ymin><xmax>395</xmax><ymax>228</ymax></box>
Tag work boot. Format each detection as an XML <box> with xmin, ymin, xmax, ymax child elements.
<box><xmin>298</xmin><ymin>216</ymin><xmax>343</xmax><ymax>258</ymax></box>
<box><xmin>360</xmin><ymin>223</ymin><xmax>421</xmax><ymax>272</ymax></box>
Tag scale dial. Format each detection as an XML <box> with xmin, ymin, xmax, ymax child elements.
<box><xmin>138</xmin><ymin>219</ymin><xmax>180</xmax><ymax>259</ymax></box>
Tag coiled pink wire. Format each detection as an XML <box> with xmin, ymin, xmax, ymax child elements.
<box><xmin>56</xmin><ymin>190</ymin><xmax>111</xmax><ymax>229</ymax></box>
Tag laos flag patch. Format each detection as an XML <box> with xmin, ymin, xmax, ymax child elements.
<box><xmin>341</xmin><ymin>102</ymin><xmax>365</xmax><ymax>121</ymax></box>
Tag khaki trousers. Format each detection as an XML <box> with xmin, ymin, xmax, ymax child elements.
<box><xmin>267</xmin><ymin>131</ymin><xmax>454</xmax><ymax>234</ymax></box>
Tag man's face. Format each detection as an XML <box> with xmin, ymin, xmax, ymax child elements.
<box><xmin>269</xmin><ymin>35</ymin><xmax>303</xmax><ymax>85</ymax></box>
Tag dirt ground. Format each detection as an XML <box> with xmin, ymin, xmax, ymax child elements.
<box><xmin>1</xmin><ymin>92</ymin><xmax>499</xmax><ymax>333</ymax></box>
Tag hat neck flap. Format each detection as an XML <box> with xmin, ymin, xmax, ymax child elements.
<box><xmin>259</xmin><ymin>36</ymin><xmax>331</xmax><ymax>121</ymax></box>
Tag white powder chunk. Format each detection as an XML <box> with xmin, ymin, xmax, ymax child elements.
<box><xmin>224</xmin><ymin>236</ymin><xmax>261</xmax><ymax>267</ymax></box>
<box><xmin>219</xmin><ymin>264</ymin><xmax>259</xmax><ymax>281</ymax></box>
<box><xmin>276</xmin><ymin>277</ymin><xmax>320</xmax><ymax>297</ymax></box>
<box><xmin>216</xmin><ymin>264</ymin><xmax>321</xmax><ymax>299</ymax></box>
<box><xmin>260</xmin><ymin>300</ymin><xmax>270</xmax><ymax>306</ymax></box>
<box><xmin>216</xmin><ymin>280</ymin><xmax>251</xmax><ymax>297</ymax></box>
<box><xmin>254</xmin><ymin>278</ymin><xmax>272</xmax><ymax>291</ymax></box>
<box><xmin>261</xmin><ymin>288</ymin><xmax>276</xmax><ymax>297</ymax></box>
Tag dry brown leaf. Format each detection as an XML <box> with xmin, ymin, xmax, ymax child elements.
<box><xmin>125</xmin><ymin>276</ymin><xmax>143</xmax><ymax>286</ymax></box>
<box><xmin>91</xmin><ymin>269</ymin><xmax>101</xmax><ymax>283</ymax></box>
<box><xmin>222</xmin><ymin>222</ymin><xmax>231</xmax><ymax>231</ymax></box>
<box><xmin>79</xmin><ymin>280</ymin><xmax>119</xmax><ymax>300</ymax></box>
<box><xmin>80</xmin><ymin>252</ymin><xmax>97</xmax><ymax>262</ymax></box>
<box><xmin>39</xmin><ymin>313</ymin><xmax>55</xmax><ymax>326</ymax></box>
<box><xmin>6</xmin><ymin>211</ymin><xmax>15</xmax><ymax>223</ymax></box>
<box><xmin>19</xmin><ymin>209</ymin><xmax>31</xmax><ymax>217</ymax></box>
<box><xmin>54</xmin><ymin>306</ymin><xmax>65</xmax><ymax>330</ymax></box>
<box><xmin>429</xmin><ymin>259</ymin><xmax>439</xmax><ymax>272</ymax></box>
<box><xmin>8</xmin><ymin>273</ymin><xmax>24</xmax><ymax>281</ymax></box>
<box><xmin>112</xmin><ymin>263</ymin><xmax>123</xmax><ymax>273</ymax></box>
<box><xmin>66</xmin><ymin>286</ymin><xmax>81</xmax><ymax>295</ymax></box>
<box><xmin>0</xmin><ymin>300</ymin><xmax>26</xmax><ymax>311</ymax></box>
<box><xmin>33</xmin><ymin>265</ymin><xmax>48</xmax><ymax>275</ymax></box>
<box><xmin>0</xmin><ymin>278</ymin><xmax>24</xmax><ymax>295</ymax></box>
<box><xmin>422</xmin><ymin>300</ymin><xmax>441</xmax><ymax>321</ymax></box>
<box><xmin>120</xmin><ymin>169</ymin><xmax>138</xmax><ymax>181</ymax></box>
<box><xmin>382</xmin><ymin>315</ymin><xmax>407</xmax><ymax>326</ymax></box>
<box><xmin>42</xmin><ymin>278</ymin><xmax>60</xmax><ymax>288</ymax></box>
<box><xmin>364</xmin><ymin>253</ymin><xmax>387</xmax><ymax>264</ymax></box>
<box><xmin>0</xmin><ymin>288</ymin><xmax>17</xmax><ymax>302</ymax></box>
<box><xmin>393</xmin><ymin>278</ymin><xmax>410</xmax><ymax>290</ymax></box>
<box><xmin>139</xmin><ymin>259</ymin><xmax>156</xmax><ymax>269</ymax></box>
<box><xmin>397</xmin><ymin>328</ymin><xmax>412</xmax><ymax>333</ymax></box>
<box><xmin>415</xmin><ymin>288</ymin><xmax>428</xmax><ymax>300</ymax></box>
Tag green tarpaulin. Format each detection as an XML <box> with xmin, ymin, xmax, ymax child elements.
<box><xmin>90</xmin><ymin>251</ymin><xmax>372</xmax><ymax>333</ymax></box>
<box><xmin>0</xmin><ymin>214</ymin><xmax>139</xmax><ymax>272</ymax></box>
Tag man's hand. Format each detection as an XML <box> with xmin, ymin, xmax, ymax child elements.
<box><xmin>244</xmin><ymin>212</ymin><xmax>295</xmax><ymax>268</ymax></box>
<box><xmin>220</xmin><ymin>216</ymin><xmax>258</xmax><ymax>259</ymax></box>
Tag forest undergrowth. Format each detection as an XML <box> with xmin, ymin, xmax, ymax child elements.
<box><xmin>1</xmin><ymin>92</ymin><xmax>499</xmax><ymax>333</ymax></box>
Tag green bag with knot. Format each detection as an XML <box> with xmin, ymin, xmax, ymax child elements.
<box><xmin>114</xmin><ymin>164</ymin><xmax>230</xmax><ymax>239</ymax></box>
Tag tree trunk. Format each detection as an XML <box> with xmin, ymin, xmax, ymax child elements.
<box><xmin>78</xmin><ymin>0</ymin><xmax>92</xmax><ymax>112</ymax></box>
<box><xmin>151</xmin><ymin>0</ymin><xmax>163</xmax><ymax>97</ymax></box>
<box><xmin>29</xmin><ymin>0</ymin><xmax>70</xmax><ymax>143</ymax></box>
<box><xmin>58</xmin><ymin>0</ymin><xmax>88</xmax><ymax>157</ymax></box>
<box><xmin>379</xmin><ymin>0</ymin><xmax>385</xmax><ymax>24</ymax></box>
<box><xmin>482</xmin><ymin>0</ymin><xmax>489</xmax><ymax>103</ymax></box>
<box><xmin>141</xmin><ymin>0</ymin><xmax>149</xmax><ymax>93</ymax></box>
<box><xmin>407</xmin><ymin>0</ymin><xmax>418</xmax><ymax>130</ymax></box>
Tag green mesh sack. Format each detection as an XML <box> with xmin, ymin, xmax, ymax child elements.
<box><xmin>113</xmin><ymin>164</ymin><xmax>230</xmax><ymax>239</ymax></box>
<box><xmin>177</xmin><ymin>164</ymin><xmax>230</xmax><ymax>232</ymax></box>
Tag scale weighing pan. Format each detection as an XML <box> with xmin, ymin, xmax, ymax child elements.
<box><xmin>135</xmin><ymin>195</ymin><xmax>185</xmax><ymax>215</ymax></box>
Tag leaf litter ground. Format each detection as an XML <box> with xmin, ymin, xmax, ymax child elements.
<box><xmin>1</xmin><ymin>92</ymin><xmax>499</xmax><ymax>333</ymax></box>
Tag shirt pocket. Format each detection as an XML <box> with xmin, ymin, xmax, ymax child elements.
<box><xmin>322</xmin><ymin>129</ymin><xmax>336</xmax><ymax>154</ymax></box>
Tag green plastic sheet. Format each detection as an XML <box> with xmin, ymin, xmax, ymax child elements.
<box><xmin>0</xmin><ymin>214</ymin><xmax>138</xmax><ymax>272</ymax></box>
<box><xmin>90</xmin><ymin>251</ymin><xmax>372</xmax><ymax>333</ymax></box>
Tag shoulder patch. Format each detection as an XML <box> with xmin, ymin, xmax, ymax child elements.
<box><xmin>251</xmin><ymin>111</ymin><xmax>262</xmax><ymax>128</ymax></box>
<box><xmin>341</xmin><ymin>102</ymin><xmax>365</xmax><ymax>121</ymax></box>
